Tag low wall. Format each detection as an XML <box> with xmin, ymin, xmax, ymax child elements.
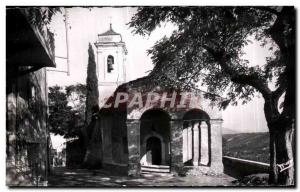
<box><xmin>223</xmin><ymin>156</ymin><xmax>269</xmax><ymax>178</ymax></box>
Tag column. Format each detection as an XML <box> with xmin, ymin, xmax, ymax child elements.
<box><xmin>126</xmin><ymin>120</ymin><xmax>141</xmax><ymax>176</ymax></box>
<box><xmin>193</xmin><ymin>121</ymin><xmax>200</xmax><ymax>166</ymax></box>
<box><xmin>161</xmin><ymin>140</ymin><xmax>166</xmax><ymax>165</ymax></box>
<box><xmin>209</xmin><ymin>119</ymin><xmax>224</xmax><ymax>174</ymax></box>
<box><xmin>200</xmin><ymin>121</ymin><xmax>209</xmax><ymax>165</ymax></box>
<box><xmin>182</xmin><ymin>124</ymin><xmax>188</xmax><ymax>163</ymax></box>
<box><xmin>187</xmin><ymin>123</ymin><xmax>193</xmax><ymax>161</ymax></box>
<box><xmin>170</xmin><ymin>120</ymin><xmax>184</xmax><ymax>175</ymax></box>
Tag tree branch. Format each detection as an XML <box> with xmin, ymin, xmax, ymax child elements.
<box><xmin>256</xmin><ymin>7</ymin><xmax>280</xmax><ymax>16</ymax></box>
<box><xmin>203</xmin><ymin>45</ymin><xmax>272</xmax><ymax>98</ymax></box>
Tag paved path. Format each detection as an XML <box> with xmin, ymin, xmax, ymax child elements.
<box><xmin>48</xmin><ymin>167</ymin><xmax>236</xmax><ymax>187</ymax></box>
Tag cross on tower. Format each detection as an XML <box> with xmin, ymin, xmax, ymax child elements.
<box><xmin>109</xmin><ymin>16</ymin><xmax>112</xmax><ymax>29</ymax></box>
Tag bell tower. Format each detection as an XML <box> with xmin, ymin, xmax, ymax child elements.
<box><xmin>94</xmin><ymin>23</ymin><xmax>128</xmax><ymax>107</ymax></box>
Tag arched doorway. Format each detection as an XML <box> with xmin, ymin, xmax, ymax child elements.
<box><xmin>140</xmin><ymin>109</ymin><xmax>171</xmax><ymax>166</ymax></box>
<box><xmin>146</xmin><ymin>136</ymin><xmax>162</xmax><ymax>165</ymax></box>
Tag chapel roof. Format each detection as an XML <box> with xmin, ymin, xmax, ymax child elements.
<box><xmin>98</xmin><ymin>23</ymin><xmax>121</xmax><ymax>36</ymax></box>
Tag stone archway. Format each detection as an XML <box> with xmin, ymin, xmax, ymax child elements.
<box><xmin>140</xmin><ymin>109</ymin><xmax>171</xmax><ymax>166</ymax></box>
<box><xmin>141</xmin><ymin>133</ymin><xmax>166</xmax><ymax>165</ymax></box>
<box><xmin>182</xmin><ymin>109</ymin><xmax>211</xmax><ymax>166</ymax></box>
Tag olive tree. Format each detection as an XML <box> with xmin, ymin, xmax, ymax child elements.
<box><xmin>129</xmin><ymin>6</ymin><xmax>295</xmax><ymax>185</ymax></box>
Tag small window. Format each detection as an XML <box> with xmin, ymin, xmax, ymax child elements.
<box><xmin>107</xmin><ymin>55</ymin><xmax>114</xmax><ymax>73</ymax></box>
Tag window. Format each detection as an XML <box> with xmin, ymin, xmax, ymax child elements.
<box><xmin>107</xmin><ymin>55</ymin><xmax>114</xmax><ymax>73</ymax></box>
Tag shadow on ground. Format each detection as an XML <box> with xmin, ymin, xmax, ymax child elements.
<box><xmin>48</xmin><ymin>167</ymin><xmax>236</xmax><ymax>187</ymax></box>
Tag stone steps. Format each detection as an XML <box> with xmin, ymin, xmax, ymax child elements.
<box><xmin>141</xmin><ymin>165</ymin><xmax>170</xmax><ymax>173</ymax></box>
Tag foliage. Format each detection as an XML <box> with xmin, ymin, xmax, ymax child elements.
<box><xmin>85</xmin><ymin>43</ymin><xmax>99</xmax><ymax>125</ymax></box>
<box><xmin>23</xmin><ymin>7</ymin><xmax>62</xmax><ymax>52</ymax></box>
<box><xmin>25</xmin><ymin>7</ymin><xmax>61</xmax><ymax>28</ymax></box>
<box><xmin>65</xmin><ymin>84</ymin><xmax>87</xmax><ymax>138</ymax></box>
<box><xmin>48</xmin><ymin>84</ymin><xmax>86</xmax><ymax>138</ymax></box>
<box><xmin>66</xmin><ymin>83</ymin><xmax>86</xmax><ymax>113</ymax></box>
<box><xmin>48</xmin><ymin>85</ymin><xmax>72</xmax><ymax>136</ymax></box>
<box><xmin>129</xmin><ymin>7</ymin><xmax>291</xmax><ymax>107</ymax></box>
<box><xmin>83</xmin><ymin>44</ymin><xmax>101</xmax><ymax>167</ymax></box>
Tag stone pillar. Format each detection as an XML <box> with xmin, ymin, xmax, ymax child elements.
<box><xmin>161</xmin><ymin>140</ymin><xmax>166</xmax><ymax>165</ymax></box>
<box><xmin>170</xmin><ymin>120</ymin><xmax>183</xmax><ymax>175</ymax></box>
<box><xmin>182</xmin><ymin>127</ymin><xmax>188</xmax><ymax>163</ymax></box>
<box><xmin>209</xmin><ymin>119</ymin><xmax>223</xmax><ymax>174</ymax></box>
<box><xmin>193</xmin><ymin>122</ymin><xmax>200</xmax><ymax>166</ymax></box>
<box><xmin>187</xmin><ymin>123</ymin><xmax>193</xmax><ymax>161</ymax></box>
<box><xmin>200</xmin><ymin>121</ymin><xmax>209</xmax><ymax>165</ymax></box>
<box><xmin>126</xmin><ymin>120</ymin><xmax>141</xmax><ymax>176</ymax></box>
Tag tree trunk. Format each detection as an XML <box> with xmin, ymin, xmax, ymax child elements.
<box><xmin>264</xmin><ymin>98</ymin><xmax>295</xmax><ymax>186</ymax></box>
<box><xmin>268</xmin><ymin>130</ymin><xmax>278</xmax><ymax>184</ymax></box>
<box><xmin>268</xmin><ymin>121</ymin><xmax>295</xmax><ymax>186</ymax></box>
<box><xmin>275</xmin><ymin>126</ymin><xmax>294</xmax><ymax>185</ymax></box>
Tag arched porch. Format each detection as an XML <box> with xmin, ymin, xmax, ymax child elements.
<box><xmin>182</xmin><ymin>109</ymin><xmax>211</xmax><ymax>166</ymax></box>
<box><xmin>139</xmin><ymin>109</ymin><xmax>170</xmax><ymax>166</ymax></box>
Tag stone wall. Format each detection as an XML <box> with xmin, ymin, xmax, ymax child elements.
<box><xmin>6</xmin><ymin>68</ymin><xmax>50</xmax><ymax>186</ymax></box>
<box><xmin>111</xmin><ymin>113</ymin><xmax>128</xmax><ymax>164</ymax></box>
<box><xmin>223</xmin><ymin>156</ymin><xmax>269</xmax><ymax>178</ymax></box>
<box><xmin>126</xmin><ymin>120</ymin><xmax>141</xmax><ymax>176</ymax></box>
<box><xmin>101</xmin><ymin>116</ymin><xmax>113</xmax><ymax>164</ymax></box>
<box><xmin>100</xmin><ymin>112</ymin><xmax>128</xmax><ymax>166</ymax></box>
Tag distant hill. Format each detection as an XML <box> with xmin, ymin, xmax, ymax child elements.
<box><xmin>222</xmin><ymin>132</ymin><xmax>270</xmax><ymax>163</ymax></box>
<box><xmin>222</xmin><ymin>127</ymin><xmax>240</xmax><ymax>134</ymax></box>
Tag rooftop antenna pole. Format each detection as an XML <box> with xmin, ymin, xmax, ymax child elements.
<box><xmin>48</xmin><ymin>8</ymin><xmax>71</xmax><ymax>75</ymax></box>
<box><xmin>64</xmin><ymin>8</ymin><xmax>70</xmax><ymax>76</ymax></box>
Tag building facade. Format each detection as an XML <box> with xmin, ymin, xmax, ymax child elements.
<box><xmin>95</xmin><ymin>25</ymin><xmax>223</xmax><ymax>176</ymax></box>
<box><xmin>6</xmin><ymin>8</ymin><xmax>56</xmax><ymax>186</ymax></box>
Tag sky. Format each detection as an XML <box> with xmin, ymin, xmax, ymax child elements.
<box><xmin>48</xmin><ymin>7</ymin><xmax>273</xmax><ymax>134</ymax></box>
